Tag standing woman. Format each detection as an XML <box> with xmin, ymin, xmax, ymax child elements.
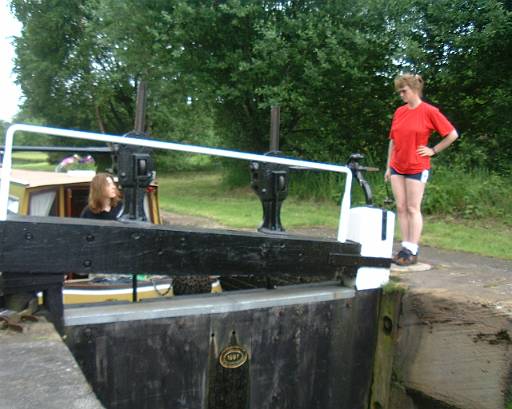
<box><xmin>385</xmin><ymin>74</ymin><xmax>458</xmax><ymax>266</ymax></box>
<box><xmin>80</xmin><ymin>173</ymin><xmax>123</xmax><ymax>220</ymax></box>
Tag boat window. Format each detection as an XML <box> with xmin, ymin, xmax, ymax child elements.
<box><xmin>144</xmin><ymin>193</ymin><xmax>151</xmax><ymax>222</ymax></box>
<box><xmin>144</xmin><ymin>188</ymin><xmax>160</xmax><ymax>224</ymax></box>
<box><xmin>66</xmin><ymin>187</ymin><xmax>89</xmax><ymax>218</ymax></box>
<box><xmin>29</xmin><ymin>189</ymin><xmax>57</xmax><ymax>216</ymax></box>
<box><xmin>8</xmin><ymin>196</ymin><xmax>19</xmax><ymax>214</ymax></box>
<box><xmin>9</xmin><ymin>183</ymin><xmax>25</xmax><ymax>200</ymax></box>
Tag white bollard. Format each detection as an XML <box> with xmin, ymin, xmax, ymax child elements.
<box><xmin>346</xmin><ymin>207</ymin><xmax>395</xmax><ymax>290</ymax></box>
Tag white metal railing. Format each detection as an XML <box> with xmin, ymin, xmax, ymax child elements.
<box><xmin>0</xmin><ymin>124</ymin><xmax>353</xmax><ymax>241</ymax></box>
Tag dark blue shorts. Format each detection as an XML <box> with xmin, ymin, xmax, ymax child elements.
<box><xmin>390</xmin><ymin>167</ymin><xmax>430</xmax><ymax>183</ymax></box>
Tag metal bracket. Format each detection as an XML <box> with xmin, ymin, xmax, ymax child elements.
<box><xmin>0</xmin><ymin>307</ymin><xmax>38</xmax><ymax>333</ymax></box>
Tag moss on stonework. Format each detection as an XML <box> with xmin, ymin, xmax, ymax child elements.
<box><xmin>382</xmin><ymin>280</ymin><xmax>406</xmax><ymax>295</ymax></box>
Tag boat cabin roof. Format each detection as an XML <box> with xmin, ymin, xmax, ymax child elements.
<box><xmin>8</xmin><ymin>169</ymin><xmax>95</xmax><ymax>188</ymax></box>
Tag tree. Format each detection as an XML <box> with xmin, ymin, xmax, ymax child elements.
<box><xmin>167</xmin><ymin>0</ymin><xmax>401</xmax><ymax>162</ymax></box>
<box><xmin>0</xmin><ymin>120</ymin><xmax>10</xmax><ymax>143</ymax></box>
<box><xmin>12</xmin><ymin>0</ymin><xmax>217</xmax><ymax>146</ymax></box>
<box><xmin>13</xmin><ymin>0</ymin><xmax>100</xmax><ymax>131</ymax></box>
<box><xmin>394</xmin><ymin>0</ymin><xmax>512</xmax><ymax>171</ymax></box>
<box><xmin>11</xmin><ymin>0</ymin><xmax>512</xmax><ymax>173</ymax></box>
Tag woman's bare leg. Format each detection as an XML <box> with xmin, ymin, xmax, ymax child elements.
<box><xmin>390</xmin><ymin>174</ymin><xmax>408</xmax><ymax>242</ymax></box>
<box><xmin>404</xmin><ymin>178</ymin><xmax>426</xmax><ymax>245</ymax></box>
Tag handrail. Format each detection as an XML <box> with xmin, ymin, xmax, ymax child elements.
<box><xmin>0</xmin><ymin>124</ymin><xmax>353</xmax><ymax>242</ymax></box>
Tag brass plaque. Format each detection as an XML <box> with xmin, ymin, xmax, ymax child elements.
<box><xmin>219</xmin><ymin>345</ymin><xmax>248</xmax><ymax>369</ymax></box>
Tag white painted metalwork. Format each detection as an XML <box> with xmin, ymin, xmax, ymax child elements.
<box><xmin>1</xmin><ymin>124</ymin><xmax>353</xmax><ymax>241</ymax></box>
<box><xmin>65</xmin><ymin>283</ymin><xmax>355</xmax><ymax>326</ymax></box>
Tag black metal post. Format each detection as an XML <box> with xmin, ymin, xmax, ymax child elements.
<box><xmin>134</xmin><ymin>80</ymin><xmax>147</xmax><ymax>134</ymax></box>
<box><xmin>347</xmin><ymin>153</ymin><xmax>375</xmax><ymax>206</ymax></box>
<box><xmin>270</xmin><ymin>106</ymin><xmax>280</xmax><ymax>152</ymax></box>
<box><xmin>116</xmin><ymin>80</ymin><xmax>154</xmax><ymax>221</ymax></box>
<box><xmin>132</xmin><ymin>274</ymin><xmax>138</xmax><ymax>303</ymax></box>
<box><xmin>250</xmin><ymin>106</ymin><xmax>290</xmax><ymax>233</ymax></box>
<box><xmin>131</xmin><ymin>80</ymin><xmax>148</xmax><ymax>299</ymax></box>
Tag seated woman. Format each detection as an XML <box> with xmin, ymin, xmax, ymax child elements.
<box><xmin>75</xmin><ymin>173</ymin><xmax>125</xmax><ymax>282</ymax></box>
<box><xmin>80</xmin><ymin>173</ymin><xmax>123</xmax><ymax>220</ymax></box>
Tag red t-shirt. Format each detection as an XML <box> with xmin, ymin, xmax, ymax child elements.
<box><xmin>389</xmin><ymin>102</ymin><xmax>455</xmax><ymax>174</ymax></box>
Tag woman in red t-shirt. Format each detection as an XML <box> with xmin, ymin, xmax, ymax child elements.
<box><xmin>384</xmin><ymin>74</ymin><xmax>458</xmax><ymax>266</ymax></box>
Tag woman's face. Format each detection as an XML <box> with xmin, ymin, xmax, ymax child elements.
<box><xmin>104</xmin><ymin>177</ymin><xmax>117</xmax><ymax>199</ymax></box>
<box><xmin>397</xmin><ymin>85</ymin><xmax>418</xmax><ymax>104</ymax></box>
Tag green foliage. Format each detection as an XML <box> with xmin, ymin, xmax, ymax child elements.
<box><xmin>288</xmin><ymin>172</ymin><xmax>343</xmax><ymax>201</ymax></box>
<box><xmin>422</xmin><ymin>217</ymin><xmax>512</xmax><ymax>259</ymax></box>
<box><xmin>422</xmin><ymin>165</ymin><xmax>512</xmax><ymax>222</ymax></box>
<box><xmin>12</xmin><ymin>0</ymin><xmax>105</xmax><ymax>131</ymax></box>
<box><xmin>283</xmin><ymin>160</ymin><xmax>512</xmax><ymax>226</ymax></box>
<box><xmin>154</xmin><ymin>152</ymin><xmax>218</xmax><ymax>173</ymax></box>
<box><xmin>397</xmin><ymin>0</ymin><xmax>512</xmax><ymax>173</ymax></box>
<box><xmin>11</xmin><ymin>0</ymin><xmax>220</xmax><ymax>152</ymax></box>
<box><xmin>0</xmin><ymin>120</ymin><xmax>9</xmax><ymax>139</ymax></box>
<box><xmin>169</xmin><ymin>0</ymin><xmax>397</xmax><ymax>160</ymax></box>
<box><xmin>220</xmin><ymin>160</ymin><xmax>252</xmax><ymax>188</ymax></box>
<box><xmin>10</xmin><ymin>0</ymin><xmax>512</xmax><ymax>175</ymax></box>
<box><xmin>5</xmin><ymin>115</ymin><xmax>55</xmax><ymax>147</ymax></box>
<box><xmin>11</xmin><ymin>151</ymin><xmax>54</xmax><ymax>171</ymax></box>
<box><xmin>382</xmin><ymin>280</ymin><xmax>406</xmax><ymax>295</ymax></box>
<box><xmin>157</xmin><ymin>170</ymin><xmax>340</xmax><ymax>229</ymax></box>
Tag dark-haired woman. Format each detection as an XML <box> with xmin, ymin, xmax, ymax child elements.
<box><xmin>80</xmin><ymin>173</ymin><xmax>123</xmax><ymax>220</ymax></box>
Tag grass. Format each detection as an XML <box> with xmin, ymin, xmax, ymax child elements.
<box><xmin>11</xmin><ymin>151</ymin><xmax>55</xmax><ymax>171</ymax></box>
<box><xmin>13</xmin><ymin>161</ymin><xmax>55</xmax><ymax>171</ymax></box>
<box><xmin>11</xmin><ymin>151</ymin><xmax>49</xmax><ymax>162</ymax></box>
<box><xmin>157</xmin><ymin>171</ymin><xmax>340</xmax><ymax>229</ymax></box>
<box><xmin>422</xmin><ymin>217</ymin><xmax>512</xmax><ymax>260</ymax></box>
<box><xmin>156</xmin><ymin>170</ymin><xmax>512</xmax><ymax>260</ymax></box>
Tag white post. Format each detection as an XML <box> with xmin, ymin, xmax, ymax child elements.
<box><xmin>0</xmin><ymin>126</ymin><xmax>15</xmax><ymax>222</ymax></box>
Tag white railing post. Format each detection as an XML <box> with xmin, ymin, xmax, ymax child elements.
<box><xmin>0</xmin><ymin>125</ymin><xmax>16</xmax><ymax>221</ymax></box>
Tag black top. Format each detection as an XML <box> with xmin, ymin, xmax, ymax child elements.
<box><xmin>80</xmin><ymin>202</ymin><xmax>124</xmax><ymax>220</ymax></box>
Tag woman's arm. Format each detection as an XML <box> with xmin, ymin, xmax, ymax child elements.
<box><xmin>418</xmin><ymin>129</ymin><xmax>459</xmax><ymax>157</ymax></box>
<box><xmin>384</xmin><ymin>140</ymin><xmax>394</xmax><ymax>182</ymax></box>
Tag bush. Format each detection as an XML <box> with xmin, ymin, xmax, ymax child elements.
<box><xmin>423</xmin><ymin>165</ymin><xmax>511</xmax><ymax>223</ymax></box>
<box><xmin>288</xmin><ymin>172</ymin><xmax>343</xmax><ymax>201</ymax></box>
<box><xmin>154</xmin><ymin>151</ymin><xmax>219</xmax><ymax>173</ymax></box>
<box><xmin>220</xmin><ymin>160</ymin><xmax>252</xmax><ymax>188</ymax></box>
<box><xmin>280</xmin><ymin>163</ymin><xmax>511</xmax><ymax>225</ymax></box>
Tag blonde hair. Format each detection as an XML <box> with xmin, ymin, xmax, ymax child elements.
<box><xmin>394</xmin><ymin>73</ymin><xmax>424</xmax><ymax>97</ymax></box>
<box><xmin>88</xmin><ymin>173</ymin><xmax>122</xmax><ymax>213</ymax></box>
